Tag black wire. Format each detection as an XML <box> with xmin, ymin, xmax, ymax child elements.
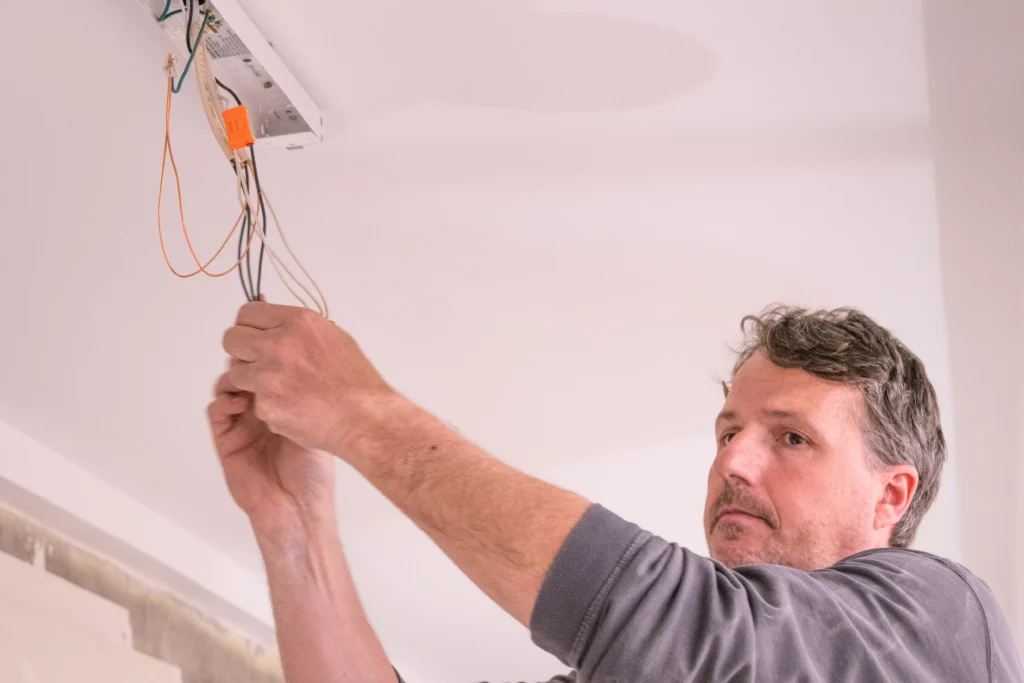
<box><xmin>231</xmin><ymin>159</ymin><xmax>254</xmax><ymax>301</ymax></box>
<box><xmin>216</xmin><ymin>79</ymin><xmax>241</xmax><ymax>106</ymax></box>
<box><xmin>239</xmin><ymin>215</ymin><xmax>254</xmax><ymax>301</ymax></box>
<box><xmin>242</xmin><ymin>164</ymin><xmax>256</xmax><ymax>299</ymax></box>
<box><xmin>185</xmin><ymin>0</ymin><xmax>195</xmax><ymax>50</ymax></box>
<box><xmin>248</xmin><ymin>145</ymin><xmax>268</xmax><ymax>298</ymax></box>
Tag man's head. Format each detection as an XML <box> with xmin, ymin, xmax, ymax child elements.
<box><xmin>703</xmin><ymin>306</ymin><xmax>946</xmax><ymax>571</ymax></box>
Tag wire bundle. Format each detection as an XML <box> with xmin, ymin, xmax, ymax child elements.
<box><xmin>156</xmin><ymin>0</ymin><xmax>328</xmax><ymax>316</ymax></box>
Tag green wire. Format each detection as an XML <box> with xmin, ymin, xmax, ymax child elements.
<box><xmin>171</xmin><ymin>10</ymin><xmax>211</xmax><ymax>94</ymax></box>
<box><xmin>156</xmin><ymin>0</ymin><xmax>181</xmax><ymax>21</ymax></box>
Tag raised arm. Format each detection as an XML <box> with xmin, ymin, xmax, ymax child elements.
<box><xmin>334</xmin><ymin>393</ymin><xmax>591</xmax><ymax>626</ymax></box>
<box><xmin>220</xmin><ymin>302</ymin><xmax>591</xmax><ymax>626</ymax></box>
<box><xmin>207</xmin><ymin>381</ymin><xmax>397</xmax><ymax>683</ymax></box>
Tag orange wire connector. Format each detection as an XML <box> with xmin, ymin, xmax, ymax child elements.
<box><xmin>222</xmin><ymin>106</ymin><xmax>256</xmax><ymax>150</ymax></box>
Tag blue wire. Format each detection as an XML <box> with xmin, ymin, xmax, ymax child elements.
<box><xmin>156</xmin><ymin>0</ymin><xmax>181</xmax><ymax>21</ymax></box>
<box><xmin>171</xmin><ymin>10</ymin><xmax>211</xmax><ymax>94</ymax></box>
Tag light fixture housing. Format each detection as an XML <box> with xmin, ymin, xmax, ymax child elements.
<box><xmin>137</xmin><ymin>0</ymin><xmax>324</xmax><ymax>150</ymax></box>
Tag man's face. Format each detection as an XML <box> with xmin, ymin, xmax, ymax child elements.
<box><xmin>704</xmin><ymin>353</ymin><xmax>885</xmax><ymax>571</ymax></box>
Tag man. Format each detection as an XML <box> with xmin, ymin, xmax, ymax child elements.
<box><xmin>209</xmin><ymin>303</ymin><xmax>1022</xmax><ymax>682</ymax></box>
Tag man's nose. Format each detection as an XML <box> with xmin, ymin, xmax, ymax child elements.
<box><xmin>715</xmin><ymin>430</ymin><xmax>767</xmax><ymax>487</ymax></box>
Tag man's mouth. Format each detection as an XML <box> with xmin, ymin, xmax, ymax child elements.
<box><xmin>714</xmin><ymin>507</ymin><xmax>767</xmax><ymax>531</ymax></box>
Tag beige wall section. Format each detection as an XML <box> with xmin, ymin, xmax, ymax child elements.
<box><xmin>0</xmin><ymin>420</ymin><xmax>275</xmax><ymax>640</ymax></box>
<box><xmin>0</xmin><ymin>550</ymin><xmax>132</xmax><ymax>647</ymax></box>
<box><xmin>0</xmin><ymin>602</ymin><xmax>180</xmax><ymax>683</ymax></box>
<box><xmin>0</xmin><ymin>504</ymin><xmax>283</xmax><ymax>683</ymax></box>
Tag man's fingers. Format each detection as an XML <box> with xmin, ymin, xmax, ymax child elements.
<box><xmin>214</xmin><ymin>370</ymin><xmax>239</xmax><ymax>397</ymax></box>
<box><xmin>222</xmin><ymin>326</ymin><xmax>263</xmax><ymax>362</ymax></box>
<box><xmin>206</xmin><ymin>393</ymin><xmax>251</xmax><ymax>443</ymax></box>
<box><xmin>225</xmin><ymin>362</ymin><xmax>259</xmax><ymax>394</ymax></box>
<box><xmin>236</xmin><ymin>301</ymin><xmax>288</xmax><ymax>330</ymax></box>
<box><xmin>213</xmin><ymin>366</ymin><xmax>257</xmax><ymax>396</ymax></box>
<box><xmin>207</xmin><ymin>392</ymin><xmax>250</xmax><ymax>423</ymax></box>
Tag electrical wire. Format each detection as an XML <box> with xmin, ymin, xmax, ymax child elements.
<box><xmin>193</xmin><ymin>40</ymin><xmax>233</xmax><ymax>160</ymax></box>
<box><xmin>260</xmin><ymin>187</ymin><xmax>329</xmax><ymax>318</ymax></box>
<box><xmin>158</xmin><ymin>0</ymin><xmax>328</xmax><ymax>313</ymax></box>
<box><xmin>232</xmin><ymin>153</ymin><xmax>328</xmax><ymax>316</ymax></box>
<box><xmin>183</xmin><ymin>2</ymin><xmax>263</xmax><ymax>300</ymax></box>
<box><xmin>241</xmin><ymin>162</ymin><xmax>257</xmax><ymax>299</ymax></box>
<box><xmin>190</xmin><ymin>33</ymin><xmax>267</xmax><ymax>301</ymax></box>
<box><xmin>249</xmin><ymin>145</ymin><xmax>268</xmax><ymax>297</ymax></box>
<box><xmin>158</xmin><ymin>73</ymin><xmax>259</xmax><ymax>278</ymax></box>
<box><xmin>214</xmin><ymin>79</ymin><xmax>269</xmax><ymax>301</ymax></box>
<box><xmin>234</xmin><ymin>159</ymin><xmax>308</xmax><ymax>307</ymax></box>
<box><xmin>231</xmin><ymin>158</ymin><xmax>254</xmax><ymax>300</ymax></box>
<box><xmin>189</xmin><ymin>32</ymin><xmax>260</xmax><ymax>299</ymax></box>
<box><xmin>216</xmin><ymin>79</ymin><xmax>241</xmax><ymax>106</ymax></box>
<box><xmin>156</xmin><ymin>0</ymin><xmax>181</xmax><ymax>22</ymax></box>
<box><xmin>191</xmin><ymin>1</ymin><xmax>271</xmax><ymax>303</ymax></box>
<box><xmin>185</xmin><ymin>0</ymin><xmax>197</xmax><ymax>50</ymax></box>
<box><xmin>172</xmin><ymin>8</ymin><xmax>210</xmax><ymax>93</ymax></box>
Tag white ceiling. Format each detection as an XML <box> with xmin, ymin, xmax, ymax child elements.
<box><xmin>0</xmin><ymin>0</ymin><xmax>969</xmax><ymax>679</ymax></box>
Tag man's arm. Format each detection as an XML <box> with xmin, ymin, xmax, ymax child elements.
<box><xmin>207</xmin><ymin>384</ymin><xmax>396</xmax><ymax>683</ymax></box>
<box><xmin>221</xmin><ymin>302</ymin><xmax>591</xmax><ymax>626</ymax></box>
<box><xmin>340</xmin><ymin>393</ymin><xmax>591</xmax><ymax>627</ymax></box>
<box><xmin>255</xmin><ymin>514</ymin><xmax>397</xmax><ymax>683</ymax></box>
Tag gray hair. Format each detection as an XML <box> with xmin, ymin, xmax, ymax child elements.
<box><xmin>731</xmin><ymin>305</ymin><xmax>946</xmax><ymax>548</ymax></box>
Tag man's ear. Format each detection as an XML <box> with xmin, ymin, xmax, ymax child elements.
<box><xmin>875</xmin><ymin>465</ymin><xmax>919</xmax><ymax>536</ymax></box>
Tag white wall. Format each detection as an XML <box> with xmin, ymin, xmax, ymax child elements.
<box><xmin>923</xmin><ymin>0</ymin><xmax>1024</xmax><ymax>640</ymax></box>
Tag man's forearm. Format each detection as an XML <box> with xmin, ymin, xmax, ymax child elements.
<box><xmin>336</xmin><ymin>393</ymin><xmax>592</xmax><ymax>626</ymax></box>
<box><xmin>255</xmin><ymin>514</ymin><xmax>396</xmax><ymax>683</ymax></box>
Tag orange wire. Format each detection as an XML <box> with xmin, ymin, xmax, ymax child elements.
<box><xmin>157</xmin><ymin>75</ymin><xmax>258</xmax><ymax>278</ymax></box>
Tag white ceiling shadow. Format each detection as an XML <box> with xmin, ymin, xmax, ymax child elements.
<box><xmin>240</xmin><ymin>5</ymin><xmax>717</xmax><ymax>119</ymax></box>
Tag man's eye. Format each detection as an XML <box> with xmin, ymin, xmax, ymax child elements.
<box><xmin>720</xmin><ymin>432</ymin><xmax>735</xmax><ymax>446</ymax></box>
<box><xmin>785</xmin><ymin>432</ymin><xmax>807</xmax><ymax>446</ymax></box>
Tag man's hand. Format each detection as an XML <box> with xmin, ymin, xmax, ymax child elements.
<box><xmin>220</xmin><ymin>302</ymin><xmax>394</xmax><ymax>455</ymax></box>
<box><xmin>207</xmin><ymin>380</ymin><xmax>336</xmax><ymax>535</ymax></box>
<box><xmin>209</xmin><ymin>354</ymin><xmax>400</xmax><ymax>683</ymax></box>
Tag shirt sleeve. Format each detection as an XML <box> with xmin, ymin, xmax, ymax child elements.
<box><xmin>529</xmin><ymin>504</ymin><xmax>995</xmax><ymax>683</ymax></box>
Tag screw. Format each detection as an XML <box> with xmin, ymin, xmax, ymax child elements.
<box><xmin>242</xmin><ymin>57</ymin><xmax>252</xmax><ymax>63</ymax></box>
<box><xmin>263</xmin><ymin>81</ymin><xmax>273</xmax><ymax>89</ymax></box>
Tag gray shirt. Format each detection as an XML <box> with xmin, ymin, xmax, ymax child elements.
<box><xmin>403</xmin><ymin>505</ymin><xmax>1024</xmax><ymax>682</ymax></box>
